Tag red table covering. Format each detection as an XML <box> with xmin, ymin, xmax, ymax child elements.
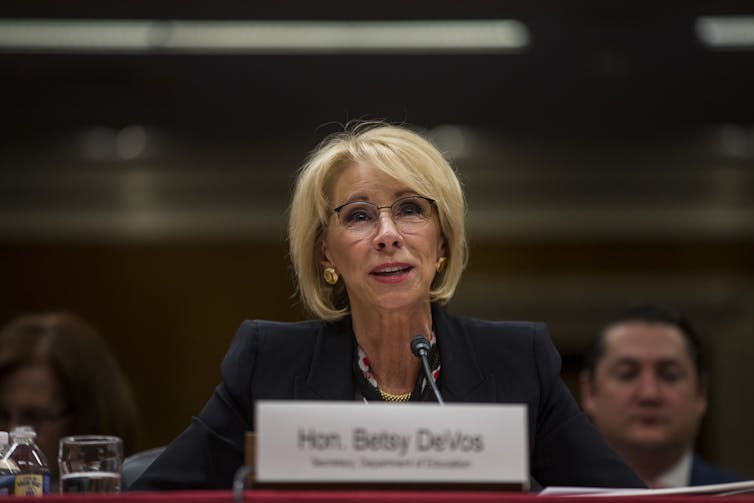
<box><xmin>7</xmin><ymin>491</ymin><xmax>754</xmax><ymax>503</ymax></box>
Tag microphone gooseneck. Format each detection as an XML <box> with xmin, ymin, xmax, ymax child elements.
<box><xmin>410</xmin><ymin>334</ymin><xmax>445</xmax><ymax>405</ymax></box>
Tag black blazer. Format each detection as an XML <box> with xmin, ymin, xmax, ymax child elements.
<box><xmin>132</xmin><ymin>304</ymin><xmax>644</xmax><ymax>490</ymax></box>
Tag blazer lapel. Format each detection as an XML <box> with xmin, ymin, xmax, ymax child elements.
<box><xmin>291</xmin><ymin>306</ymin><xmax>497</xmax><ymax>403</ymax></box>
<box><xmin>294</xmin><ymin>317</ymin><xmax>355</xmax><ymax>400</ymax></box>
<box><xmin>433</xmin><ymin>304</ymin><xmax>497</xmax><ymax>402</ymax></box>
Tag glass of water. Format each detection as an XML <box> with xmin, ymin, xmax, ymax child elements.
<box><xmin>58</xmin><ymin>435</ymin><xmax>123</xmax><ymax>493</ymax></box>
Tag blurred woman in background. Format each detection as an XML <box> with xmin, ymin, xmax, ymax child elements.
<box><xmin>0</xmin><ymin>311</ymin><xmax>140</xmax><ymax>482</ymax></box>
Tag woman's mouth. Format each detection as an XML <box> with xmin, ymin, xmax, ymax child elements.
<box><xmin>371</xmin><ymin>264</ymin><xmax>413</xmax><ymax>277</ymax></box>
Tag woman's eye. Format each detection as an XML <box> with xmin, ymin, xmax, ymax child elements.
<box><xmin>344</xmin><ymin>208</ymin><xmax>373</xmax><ymax>223</ymax></box>
<box><xmin>397</xmin><ymin>202</ymin><xmax>422</xmax><ymax>216</ymax></box>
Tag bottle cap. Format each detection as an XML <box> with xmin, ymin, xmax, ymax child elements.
<box><xmin>10</xmin><ymin>425</ymin><xmax>36</xmax><ymax>440</ymax></box>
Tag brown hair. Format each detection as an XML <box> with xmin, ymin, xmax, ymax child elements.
<box><xmin>0</xmin><ymin>312</ymin><xmax>141</xmax><ymax>454</ymax></box>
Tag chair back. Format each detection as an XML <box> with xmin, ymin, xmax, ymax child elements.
<box><xmin>122</xmin><ymin>446</ymin><xmax>165</xmax><ymax>490</ymax></box>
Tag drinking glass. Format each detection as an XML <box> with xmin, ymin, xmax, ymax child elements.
<box><xmin>58</xmin><ymin>435</ymin><xmax>123</xmax><ymax>493</ymax></box>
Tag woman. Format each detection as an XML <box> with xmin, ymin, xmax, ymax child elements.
<box><xmin>0</xmin><ymin>311</ymin><xmax>141</xmax><ymax>483</ymax></box>
<box><xmin>132</xmin><ymin>123</ymin><xmax>644</xmax><ymax>490</ymax></box>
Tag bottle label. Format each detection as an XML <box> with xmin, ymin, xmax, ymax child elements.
<box><xmin>14</xmin><ymin>473</ymin><xmax>50</xmax><ymax>496</ymax></box>
<box><xmin>0</xmin><ymin>474</ymin><xmax>14</xmax><ymax>495</ymax></box>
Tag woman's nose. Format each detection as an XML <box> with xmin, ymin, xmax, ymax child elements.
<box><xmin>372</xmin><ymin>211</ymin><xmax>403</xmax><ymax>248</ymax></box>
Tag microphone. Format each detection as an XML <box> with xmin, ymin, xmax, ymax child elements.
<box><xmin>410</xmin><ymin>334</ymin><xmax>445</xmax><ymax>405</ymax></box>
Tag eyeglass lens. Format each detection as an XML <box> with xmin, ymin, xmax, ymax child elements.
<box><xmin>0</xmin><ymin>407</ymin><xmax>67</xmax><ymax>428</ymax></box>
<box><xmin>335</xmin><ymin>196</ymin><xmax>433</xmax><ymax>235</ymax></box>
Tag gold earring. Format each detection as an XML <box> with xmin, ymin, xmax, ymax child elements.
<box><xmin>323</xmin><ymin>267</ymin><xmax>339</xmax><ymax>285</ymax></box>
<box><xmin>435</xmin><ymin>257</ymin><xmax>448</xmax><ymax>273</ymax></box>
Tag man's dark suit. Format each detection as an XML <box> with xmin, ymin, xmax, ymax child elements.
<box><xmin>691</xmin><ymin>454</ymin><xmax>744</xmax><ymax>486</ymax></box>
<box><xmin>132</xmin><ymin>304</ymin><xmax>644</xmax><ymax>490</ymax></box>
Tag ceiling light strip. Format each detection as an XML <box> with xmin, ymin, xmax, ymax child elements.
<box><xmin>696</xmin><ymin>16</ymin><xmax>754</xmax><ymax>49</ymax></box>
<box><xmin>0</xmin><ymin>19</ymin><xmax>530</xmax><ymax>54</ymax></box>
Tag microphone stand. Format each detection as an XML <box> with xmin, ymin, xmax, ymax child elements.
<box><xmin>410</xmin><ymin>334</ymin><xmax>445</xmax><ymax>405</ymax></box>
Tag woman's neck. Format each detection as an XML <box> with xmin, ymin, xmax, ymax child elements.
<box><xmin>351</xmin><ymin>303</ymin><xmax>432</xmax><ymax>394</ymax></box>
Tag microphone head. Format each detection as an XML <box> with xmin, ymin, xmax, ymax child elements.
<box><xmin>410</xmin><ymin>334</ymin><xmax>431</xmax><ymax>357</ymax></box>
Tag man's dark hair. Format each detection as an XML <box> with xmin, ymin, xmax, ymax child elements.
<box><xmin>582</xmin><ymin>304</ymin><xmax>704</xmax><ymax>384</ymax></box>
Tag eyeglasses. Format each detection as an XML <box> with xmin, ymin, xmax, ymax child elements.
<box><xmin>332</xmin><ymin>196</ymin><xmax>436</xmax><ymax>237</ymax></box>
<box><xmin>0</xmin><ymin>407</ymin><xmax>70</xmax><ymax>430</ymax></box>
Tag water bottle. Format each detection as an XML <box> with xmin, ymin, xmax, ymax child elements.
<box><xmin>5</xmin><ymin>426</ymin><xmax>50</xmax><ymax>496</ymax></box>
<box><xmin>0</xmin><ymin>431</ymin><xmax>19</xmax><ymax>495</ymax></box>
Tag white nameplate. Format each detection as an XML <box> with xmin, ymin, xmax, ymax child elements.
<box><xmin>255</xmin><ymin>401</ymin><xmax>528</xmax><ymax>485</ymax></box>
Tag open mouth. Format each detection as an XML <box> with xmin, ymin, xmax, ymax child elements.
<box><xmin>371</xmin><ymin>265</ymin><xmax>412</xmax><ymax>277</ymax></box>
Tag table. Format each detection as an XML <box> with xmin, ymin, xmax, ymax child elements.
<box><xmin>8</xmin><ymin>491</ymin><xmax>754</xmax><ymax>503</ymax></box>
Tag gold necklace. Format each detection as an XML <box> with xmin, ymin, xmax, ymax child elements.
<box><xmin>379</xmin><ymin>389</ymin><xmax>412</xmax><ymax>402</ymax></box>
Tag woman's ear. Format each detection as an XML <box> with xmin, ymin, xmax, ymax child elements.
<box><xmin>320</xmin><ymin>239</ymin><xmax>333</xmax><ymax>270</ymax></box>
<box><xmin>436</xmin><ymin>235</ymin><xmax>446</xmax><ymax>260</ymax></box>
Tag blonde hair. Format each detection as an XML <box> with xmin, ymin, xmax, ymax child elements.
<box><xmin>289</xmin><ymin>123</ymin><xmax>468</xmax><ymax>320</ymax></box>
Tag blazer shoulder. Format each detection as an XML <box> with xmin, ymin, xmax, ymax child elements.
<box><xmin>449</xmin><ymin>313</ymin><xmax>549</xmax><ymax>344</ymax></box>
<box><xmin>222</xmin><ymin>319</ymin><xmax>327</xmax><ymax>371</ymax></box>
<box><xmin>441</xmin><ymin>311</ymin><xmax>558</xmax><ymax>371</ymax></box>
<box><xmin>235</xmin><ymin>318</ymin><xmax>326</xmax><ymax>343</ymax></box>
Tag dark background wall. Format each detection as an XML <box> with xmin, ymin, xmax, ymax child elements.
<box><xmin>1</xmin><ymin>1</ymin><xmax>753</xmax><ymax>477</ymax></box>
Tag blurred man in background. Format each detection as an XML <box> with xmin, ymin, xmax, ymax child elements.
<box><xmin>580</xmin><ymin>304</ymin><xmax>743</xmax><ymax>487</ymax></box>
